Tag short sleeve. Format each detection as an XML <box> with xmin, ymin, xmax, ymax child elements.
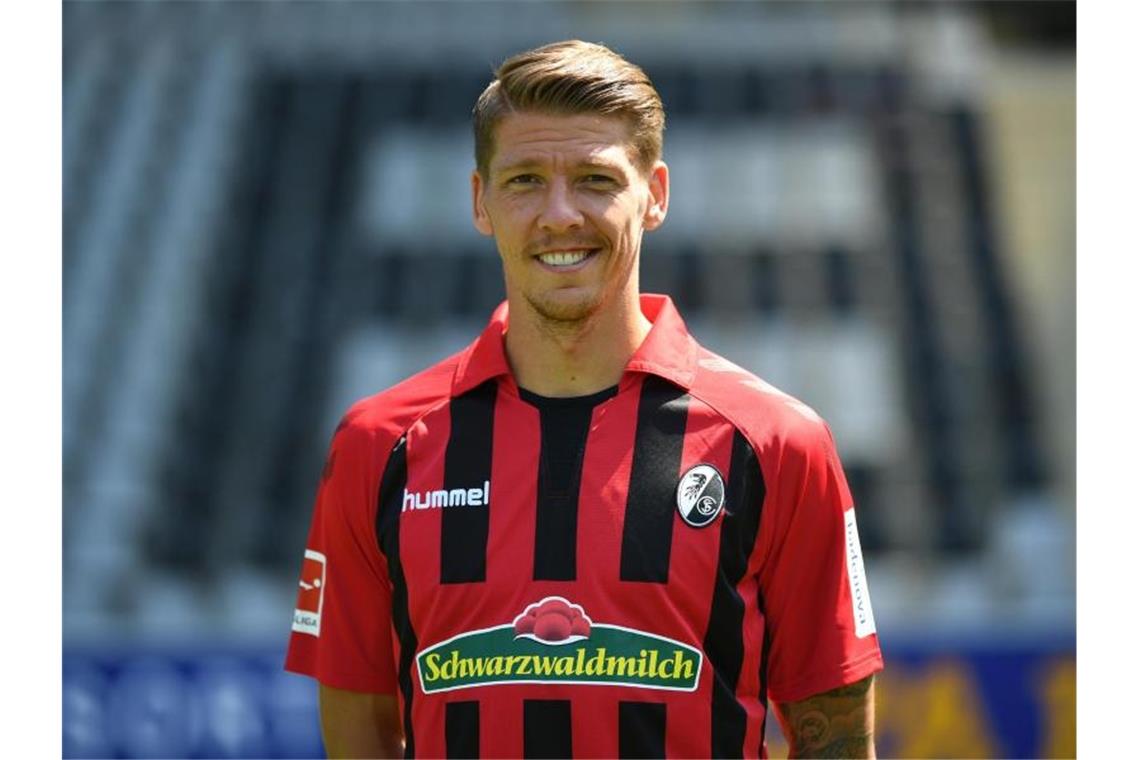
<box><xmin>757</xmin><ymin>421</ymin><xmax>883</xmax><ymax>704</ymax></box>
<box><xmin>284</xmin><ymin>418</ymin><xmax>398</xmax><ymax>694</ymax></box>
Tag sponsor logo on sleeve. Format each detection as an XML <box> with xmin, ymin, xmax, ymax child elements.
<box><xmin>844</xmin><ymin>510</ymin><xmax>877</xmax><ymax>638</ymax></box>
<box><xmin>292</xmin><ymin>549</ymin><xmax>326</xmax><ymax>637</ymax></box>
<box><xmin>415</xmin><ymin>597</ymin><xmax>703</xmax><ymax>694</ymax></box>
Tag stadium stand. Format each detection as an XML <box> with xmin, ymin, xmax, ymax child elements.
<box><xmin>63</xmin><ymin>0</ymin><xmax>1066</xmax><ymax>632</ymax></box>
<box><xmin>63</xmin><ymin>4</ymin><xmax>1074</xmax><ymax>756</ymax></box>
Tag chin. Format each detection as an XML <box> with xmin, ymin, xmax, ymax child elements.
<box><xmin>526</xmin><ymin>290</ymin><xmax>603</xmax><ymax>324</ymax></box>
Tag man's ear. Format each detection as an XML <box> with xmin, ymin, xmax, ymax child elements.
<box><xmin>471</xmin><ymin>170</ymin><xmax>494</xmax><ymax>236</ymax></box>
<box><xmin>643</xmin><ymin>161</ymin><xmax>669</xmax><ymax>231</ymax></box>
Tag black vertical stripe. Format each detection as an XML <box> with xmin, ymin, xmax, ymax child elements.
<box><xmin>703</xmin><ymin>430</ymin><xmax>766</xmax><ymax>758</ymax></box>
<box><xmin>525</xmin><ymin>386</ymin><xmax>617</xmax><ymax>580</ymax></box>
<box><xmin>618</xmin><ymin>701</ymin><xmax>666</xmax><ymax>759</ymax></box>
<box><xmin>756</xmin><ymin>598</ymin><xmax>773</xmax><ymax>758</ymax></box>
<box><xmin>446</xmin><ymin>701</ymin><xmax>480</xmax><ymax>759</ymax></box>
<box><xmin>620</xmin><ymin>376</ymin><xmax>690</xmax><ymax>582</ymax></box>
<box><xmin>375</xmin><ymin>436</ymin><xmax>417</xmax><ymax>758</ymax></box>
<box><xmin>523</xmin><ymin>699</ymin><xmax>572</xmax><ymax>758</ymax></box>
<box><xmin>441</xmin><ymin>381</ymin><xmax>497</xmax><ymax>584</ymax></box>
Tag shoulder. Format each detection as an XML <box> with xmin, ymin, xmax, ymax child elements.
<box><xmin>688</xmin><ymin>344</ymin><xmax>837</xmax><ymax>465</ymax></box>
<box><xmin>330</xmin><ymin>348</ymin><xmax>465</xmax><ymax>458</ymax></box>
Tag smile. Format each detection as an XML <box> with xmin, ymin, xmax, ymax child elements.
<box><xmin>535</xmin><ymin>249</ymin><xmax>598</xmax><ymax>269</ymax></box>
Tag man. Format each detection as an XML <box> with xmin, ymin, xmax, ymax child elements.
<box><xmin>286</xmin><ymin>40</ymin><xmax>883</xmax><ymax>759</ymax></box>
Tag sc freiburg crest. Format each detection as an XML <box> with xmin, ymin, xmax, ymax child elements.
<box><xmin>676</xmin><ymin>464</ymin><xmax>725</xmax><ymax>528</ymax></box>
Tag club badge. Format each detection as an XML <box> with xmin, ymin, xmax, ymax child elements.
<box><xmin>676</xmin><ymin>464</ymin><xmax>725</xmax><ymax>528</ymax></box>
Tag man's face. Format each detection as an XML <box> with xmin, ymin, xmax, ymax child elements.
<box><xmin>471</xmin><ymin>111</ymin><xmax>668</xmax><ymax>325</ymax></box>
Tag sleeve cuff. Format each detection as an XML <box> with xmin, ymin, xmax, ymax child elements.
<box><xmin>284</xmin><ymin>652</ymin><xmax>399</xmax><ymax>695</ymax></box>
<box><xmin>767</xmin><ymin>647</ymin><xmax>884</xmax><ymax>704</ymax></box>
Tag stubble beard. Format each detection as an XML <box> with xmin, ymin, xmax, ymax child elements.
<box><xmin>515</xmin><ymin>238</ymin><xmax>641</xmax><ymax>338</ymax></box>
<box><xmin>524</xmin><ymin>288</ymin><xmax>603</xmax><ymax>337</ymax></box>
<box><xmin>518</xmin><ymin>245</ymin><xmax>606</xmax><ymax>334</ymax></box>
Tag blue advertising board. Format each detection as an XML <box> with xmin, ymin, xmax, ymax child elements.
<box><xmin>65</xmin><ymin>634</ymin><xmax>1075</xmax><ymax>759</ymax></box>
<box><xmin>64</xmin><ymin>644</ymin><xmax>322</xmax><ymax>760</ymax></box>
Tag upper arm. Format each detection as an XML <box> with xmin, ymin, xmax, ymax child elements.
<box><xmin>773</xmin><ymin>674</ymin><xmax>876</xmax><ymax>759</ymax></box>
<box><xmin>756</xmin><ymin>423</ymin><xmax>882</xmax><ymax>755</ymax></box>
<box><xmin>284</xmin><ymin>421</ymin><xmax>399</xmax><ymax>693</ymax></box>
<box><xmin>320</xmin><ymin>684</ymin><xmax>403</xmax><ymax>759</ymax></box>
<box><xmin>757</xmin><ymin>420</ymin><xmax>883</xmax><ymax>701</ymax></box>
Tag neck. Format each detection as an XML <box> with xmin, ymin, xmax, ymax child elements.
<box><xmin>504</xmin><ymin>293</ymin><xmax>652</xmax><ymax>397</ymax></box>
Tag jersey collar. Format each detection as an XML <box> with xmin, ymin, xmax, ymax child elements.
<box><xmin>623</xmin><ymin>294</ymin><xmax>699</xmax><ymax>391</ymax></box>
<box><xmin>451</xmin><ymin>293</ymin><xmax>699</xmax><ymax>397</ymax></box>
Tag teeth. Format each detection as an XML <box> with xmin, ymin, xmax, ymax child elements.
<box><xmin>539</xmin><ymin>250</ymin><xmax>591</xmax><ymax>267</ymax></box>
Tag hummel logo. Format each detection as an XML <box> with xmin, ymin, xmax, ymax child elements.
<box><xmin>403</xmin><ymin>481</ymin><xmax>491</xmax><ymax>512</ymax></box>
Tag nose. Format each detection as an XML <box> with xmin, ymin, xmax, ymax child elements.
<box><xmin>537</xmin><ymin>179</ymin><xmax>584</xmax><ymax>233</ymax></box>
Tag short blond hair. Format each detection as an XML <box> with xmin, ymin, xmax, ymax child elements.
<box><xmin>473</xmin><ymin>40</ymin><xmax>665</xmax><ymax>177</ymax></box>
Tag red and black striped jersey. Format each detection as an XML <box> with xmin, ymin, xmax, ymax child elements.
<box><xmin>285</xmin><ymin>294</ymin><xmax>883</xmax><ymax>758</ymax></box>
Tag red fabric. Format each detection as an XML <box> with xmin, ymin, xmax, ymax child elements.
<box><xmin>283</xmin><ymin>418</ymin><xmax>396</xmax><ymax>692</ymax></box>
<box><xmin>686</xmin><ymin>345</ymin><xmax>884</xmax><ymax>704</ymax></box>
<box><xmin>283</xmin><ymin>353</ymin><xmax>459</xmax><ymax>692</ymax></box>
<box><xmin>284</xmin><ymin>294</ymin><xmax>883</xmax><ymax>756</ymax></box>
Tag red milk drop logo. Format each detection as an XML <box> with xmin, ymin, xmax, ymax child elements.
<box><xmin>512</xmin><ymin>596</ymin><xmax>592</xmax><ymax>644</ymax></box>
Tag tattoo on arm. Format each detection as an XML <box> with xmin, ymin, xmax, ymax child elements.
<box><xmin>774</xmin><ymin>675</ymin><xmax>876</xmax><ymax>759</ymax></box>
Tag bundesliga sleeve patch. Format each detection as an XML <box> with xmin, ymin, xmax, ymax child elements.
<box><xmin>843</xmin><ymin>510</ymin><xmax>876</xmax><ymax>638</ymax></box>
<box><xmin>292</xmin><ymin>549</ymin><xmax>326</xmax><ymax>637</ymax></box>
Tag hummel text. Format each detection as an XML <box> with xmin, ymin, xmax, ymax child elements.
<box><xmin>403</xmin><ymin>481</ymin><xmax>491</xmax><ymax>512</ymax></box>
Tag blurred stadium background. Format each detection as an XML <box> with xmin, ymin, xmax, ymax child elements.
<box><xmin>62</xmin><ymin>2</ymin><xmax>1075</xmax><ymax>757</ymax></box>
